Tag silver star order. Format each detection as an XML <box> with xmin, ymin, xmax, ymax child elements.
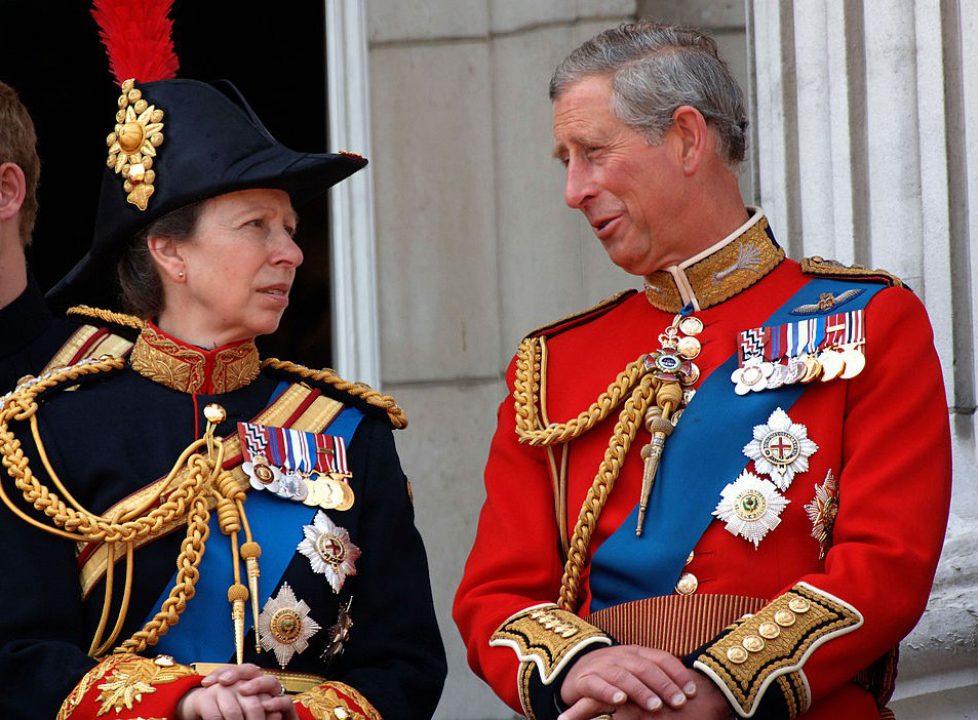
<box><xmin>743</xmin><ymin>407</ymin><xmax>819</xmax><ymax>490</ymax></box>
<box><xmin>713</xmin><ymin>470</ymin><xmax>789</xmax><ymax>549</ymax></box>
<box><xmin>258</xmin><ymin>582</ymin><xmax>321</xmax><ymax>668</ymax></box>
<box><xmin>297</xmin><ymin>511</ymin><xmax>361</xmax><ymax>593</ymax></box>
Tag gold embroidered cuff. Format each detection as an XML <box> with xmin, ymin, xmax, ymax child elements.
<box><xmin>294</xmin><ymin>681</ymin><xmax>383</xmax><ymax>720</ymax></box>
<box><xmin>57</xmin><ymin>654</ymin><xmax>196</xmax><ymax>720</ymax></box>
<box><xmin>489</xmin><ymin>603</ymin><xmax>611</xmax><ymax>685</ymax></box>
<box><xmin>693</xmin><ymin>582</ymin><xmax>863</xmax><ymax>718</ymax></box>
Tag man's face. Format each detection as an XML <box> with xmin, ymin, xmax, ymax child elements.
<box><xmin>552</xmin><ymin>75</ymin><xmax>688</xmax><ymax>275</ymax></box>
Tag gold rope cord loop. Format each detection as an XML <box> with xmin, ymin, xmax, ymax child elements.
<box><xmin>262</xmin><ymin>358</ymin><xmax>408</xmax><ymax>429</ymax></box>
<box><xmin>513</xmin><ymin>337</ymin><xmax>649</xmax><ymax>447</ymax></box>
<box><xmin>0</xmin><ymin>357</ymin><xmax>226</xmax><ymax>656</ymax></box>
<box><xmin>557</xmin><ymin>373</ymin><xmax>659</xmax><ymax>612</ymax></box>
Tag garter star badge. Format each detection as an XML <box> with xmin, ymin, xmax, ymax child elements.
<box><xmin>258</xmin><ymin>582</ymin><xmax>322</xmax><ymax>668</ymax></box>
<box><xmin>713</xmin><ymin>471</ymin><xmax>789</xmax><ymax>548</ymax></box>
<box><xmin>742</xmin><ymin>407</ymin><xmax>819</xmax><ymax>490</ymax></box>
<box><xmin>297</xmin><ymin>511</ymin><xmax>361</xmax><ymax>593</ymax></box>
<box><xmin>804</xmin><ymin>469</ymin><xmax>839</xmax><ymax>559</ymax></box>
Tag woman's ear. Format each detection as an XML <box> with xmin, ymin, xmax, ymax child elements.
<box><xmin>146</xmin><ymin>235</ymin><xmax>186</xmax><ymax>283</ymax></box>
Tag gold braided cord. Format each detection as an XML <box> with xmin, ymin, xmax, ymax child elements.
<box><xmin>263</xmin><ymin>358</ymin><xmax>408</xmax><ymax>429</ymax></box>
<box><xmin>514</xmin><ymin>336</ymin><xmax>649</xmax><ymax>446</ymax></box>
<box><xmin>557</xmin><ymin>373</ymin><xmax>659</xmax><ymax>612</ymax></box>
<box><xmin>65</xmin><ymin>305</ymin><xmax>146</xmax><ymax>330</ymax></box>
<box><xmin>0</xmin><ymin>358</ymin><xmax>223</xmax><ymax>656</ymax></box>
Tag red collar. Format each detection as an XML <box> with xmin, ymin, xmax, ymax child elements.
<box><xmin>129</xmin><ymin>321</ymin><xmax>261</xmax><ymax>394</ymax></box>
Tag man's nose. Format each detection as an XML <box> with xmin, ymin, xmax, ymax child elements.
<box><xmin>564</xmin><ymin>160</ymin><xmax>595</xmax><ymax>209</ymax></box>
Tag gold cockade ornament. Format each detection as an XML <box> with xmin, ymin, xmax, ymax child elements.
<box><xmin>106</xmin><ymin>78</ymin><xmax>165</xmax><ymax>211</ymax></box>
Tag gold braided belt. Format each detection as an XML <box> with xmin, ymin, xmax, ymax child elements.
<box><xmin>0</xmin><ymin>356</ymin><xmax>262</xmax><ymax>661</ymax></box>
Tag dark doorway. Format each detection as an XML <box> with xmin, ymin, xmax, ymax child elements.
<box><xmin>0</xmin><ymin>0</ymin><xmax>334</xmax><ymax>367</ymax></box>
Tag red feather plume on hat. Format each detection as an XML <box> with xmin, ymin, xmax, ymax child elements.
<box><xmin>92</xmin><ymin>0</ymin><xmax>179</xmax><ymax>85</ymax></box>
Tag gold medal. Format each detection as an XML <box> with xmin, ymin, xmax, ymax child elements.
<box><xmin>677</xmin><ymin>335</ymin><xmax>701</xmax><ymax>360</ymax></box>
<box><xmin>840</xmin><ymin>346</ymin><xmax>866</xmax><ymax>378</ymax></box>
<box><xmin>801</xmin><ymin>355</ymin><xmax>821</xmax><ymax>383</ymax></box>
<box><xmin>332</xmin><ymin>478</ymin><xmax>356</xmax><ymax>512</ymax></box>
<box><xmin>818</xmin><ymin>349</ymin><xmax>845</xmax><ymax>382</ymax></box>
<box><xmin>678</xmin><ymin>316</ymin><xmax>703</xmax><ymax>336</ymax></box>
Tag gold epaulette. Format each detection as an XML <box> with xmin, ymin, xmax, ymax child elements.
<box><xmin>801</xmin><ymin>257</ymin><xmax>904</xmax><ymax>288</ymax></box>
<box><xmin>262</xmin><ymin>358</ymin><xmax>408</xmax><ymax>429</ymax></box>
<box><xmin>693</xmin><ymin>582</ymin><xmax>863</xmax><ymax>718</ymax></box>
<box><xmin>66</xmin><ymin>304</ymin><xmax>146</xmax><ymax>330</ymax></box>
<box><xmin>525</xmin><ymin>290</ymin><xmax>636</xmax><ymax>340</ymax></box>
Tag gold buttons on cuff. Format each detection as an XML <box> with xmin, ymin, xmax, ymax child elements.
<box><xmin>742</xmin><ymin>635</ymin><xmax>765</xmax><ymax>653</ymax></box>
<box><xmin>675</xmin><ymin>572</ymin><xmax>699</xmax><ymax>595</ymax></box>
<box><xmin>774</xmin><ymin>609</ymin><xmax>796</xmax><ymax>627</ymax></box>
<box><xmin>726</xmin><ymin>646</ymin><xmax>749</xmax><ymax>664</ymax></box>
<box><xmin>758</xmin><ymin>621</ymin><xmax>781</xmax><ymax>639</ymax></box>
<box><xmin>789</xmin><ymin>597</ymin><xmax>812</xmax><ymax>613</ymax></box>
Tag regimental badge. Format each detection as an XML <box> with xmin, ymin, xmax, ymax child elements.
<box><xmin>742</xmin><ymin>408</ymin><xmax>819</xmax><ymax>491</ymax></box>
<box><xmin>804</xmin><ymin>469</ymin><xmax>839</xmax><ymax>559</ymax></box>
<box><xmin>713</xmin><ymin>471</ymin><xmax>790</xmax><ymax>549</ymax></box>
<box><xmin>106</xmin><ymin>79</ymin><xmax>165</xmax><ymax>211</ymax></box>
<box><xmin>238</xmin><ymin>422</ymin><xmax>355</xmax><ymax>510</ymax></box>
<box><xmin>258</xmin><ymin>582</ymin><xmax>322</xmax><ymax>668</ymax></box>
<box><xmin>297</xmin><ymin>511</ymin><xmax>361</xmax><ymax>593</ymax></box>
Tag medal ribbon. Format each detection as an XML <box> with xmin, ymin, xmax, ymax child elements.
<box><xmin>589</xmin><ymin>279</ymin><xmax>885</xmax><ymax>610</ymax></box>
<box><xmin>147</xmin><ymin>384</ymin><xmax>365</xmax><ymax>663</ymax></box>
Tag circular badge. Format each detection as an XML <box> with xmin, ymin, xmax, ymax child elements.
<box><xmin>675</xmin><ymin>572</ymin><xmax>699</xmax><ymax>595</ymax></box>
<box><xmin>735</xmin><ymin>489</ymin><xmax>768</xmax><ymax>521</ymax></box>
<box><xmin>270</xmin><ymin>607</ymin><xmax>303</xmax><ymax>644</ymax></box>
<box><xmin>742</xmin><ymin>635</ymin><xmax>765</xmax><ymax>653</ymax></box>
<box><xmin>840</xmin><ymin>348</ymin><xmax>866</xmax><ymax>379</ymax></box>
<box><xmin>656</xmin><ymin>353</ymin><xmax>682</xmax><ymax>373</ymax></box>
<box><xmin>760</xmin><ymin>430</ymin><xmax>801</xmax><ymax>465</ymax></box>
<box><xmin>788</xmin><ymin>597</ymin><xmax>812</xmax><ymax>614</ymax></box>
<box><xmin>681</xmin><ymin>363</ymin><xmax>700</xmax><ymax>386</ymax></box>
<box><xmin>315</xmin><ymin>532</ymin><xmax>347</xmax><ymax>566</ymax></box>
<box><xmin>774</xmin><ymin>609</ymin><xmax>797</xmax><ymax>627</ymax></box>
<box><xmin>818</xmin><ymin>349</ymin><xmax>845</xmax><ymax>381</ymax></box>
<box><xmin>253</xmin><ymin>463</ymin><xmax>276</xmax><ymax>485</ymax></box>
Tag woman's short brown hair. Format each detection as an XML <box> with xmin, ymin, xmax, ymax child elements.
<box><xmin>117</xmin><ymin>200</ymin><xmax>203</xmax><ymax>318</ymax></box>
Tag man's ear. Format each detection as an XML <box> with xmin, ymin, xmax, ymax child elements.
<box><xmin>146</xmin><ymin>234</ymin><xmax>187</xmax><ymax>283</ymax></box>
<box><xmin>670</xmin><ymin>105</ymin><xmax>710</xmax><ymax>176</ymax></box>
<box><xmin>0</xmin><ymin>162</ymin><xmax>27</xmax><ymax>223</ymax></box>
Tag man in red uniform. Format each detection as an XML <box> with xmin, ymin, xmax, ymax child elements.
<box><xmin>454</xmin><ymin>22</ymin><xmax>951</xmax><ymax>720</ymax></box>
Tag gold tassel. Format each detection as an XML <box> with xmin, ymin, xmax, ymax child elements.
<box><xmin>635</xmin><ymin>381</ymin><xmax>682</xmax><ymax>536</ymax></box>
<box><xmin>241</xmin><ymin>541</ymin><xmax>262</xmax><ymax>652</ymax></box>
<box><xmin>228</xmin><ymin>583</ymin><xmax>249</xmax><ymax>665</ymax></box>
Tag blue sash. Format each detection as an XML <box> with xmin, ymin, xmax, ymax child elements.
<box><xmin>589</xmin><ymin>279</ymin><xmax>884</xmax><ymax>611</ymax></box>
<box><xmin>149</xmin><ymin>385</ymin><xmax>365</xmax><ymax>660</ymax></box>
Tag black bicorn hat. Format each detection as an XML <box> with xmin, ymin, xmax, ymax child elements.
<box><xmin>47</xmin><ymin>1</ymin><xmax>367</xmax><ymax>310</ymax></box>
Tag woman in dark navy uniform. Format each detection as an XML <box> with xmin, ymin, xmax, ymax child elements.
<box><xmin>0</xmin><ymin>10</ymin><xmax>445</xmax><ymax>720</ymax></box>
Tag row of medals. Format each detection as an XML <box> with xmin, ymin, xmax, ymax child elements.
<box><xmin>250</xmin><ymin>459</ymin><xmax>355</xmax><ymax>511</ymax></box>
<box><xmin>738</xmin><ymin>342</ymin><xmax>866</xmax><ymax>393</ymax></box>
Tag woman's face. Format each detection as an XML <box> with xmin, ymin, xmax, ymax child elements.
<box><xmin>166</xmin><ymin>188</ymin><xmax>302</xmax><ymax>346</ymax></box>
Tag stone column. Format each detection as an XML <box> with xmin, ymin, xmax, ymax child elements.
<box><xmin>750</xmin><ymin>0</ymin><xmax>978</xmax><ymax>713</ymax></box>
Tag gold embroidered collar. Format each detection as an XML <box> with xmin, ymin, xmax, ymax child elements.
<box><xmin>642</xmin><ymin>208</ymin><xmax>784</xmax><ymax>313</ymax></box>
<box><xmin>130</xmin><ymin>321</ymin><xmax>261</xmax><ymax>394</ymax></box>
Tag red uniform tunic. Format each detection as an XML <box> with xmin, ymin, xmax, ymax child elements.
<box><xmin>454</xmin><ymin>211</ymin><xmax>951</xmax><ymax>719</ymax></box>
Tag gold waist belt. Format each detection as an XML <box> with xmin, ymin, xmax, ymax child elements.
<box><xmin>586</xmin><ymin>593</ymin><xmax>768</xmax><ymax>657</ymax></box>
<box><xmin>191</xmin><ymin>663</ymin><xmax>325</xmax><ymax>695</ymax></box>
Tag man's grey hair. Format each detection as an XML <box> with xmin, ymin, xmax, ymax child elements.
<box><xmin>550</xmin><ymin>23</ymin><xmax>748</xmax><ymax>166</ymax></box>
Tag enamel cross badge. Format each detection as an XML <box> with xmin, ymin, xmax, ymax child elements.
<box><xmin>297</xmin><ymin>511</ymin><xmax>361</xmax><ymax>594</ymax></box>
<box><xmin>742</xmin><ymin>407</ymin><xmax>819</xmax><ymax>491</ymax></box>
<box><xmin>804</xmin><ymin>469</ymin><xmax>839</xmax><ymax>559</ymax></box>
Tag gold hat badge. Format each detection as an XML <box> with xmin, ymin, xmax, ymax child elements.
<box><xmin>106</xmin><ymin>78</ymin><xmax>165</xmax><ymax>211</ymax></box>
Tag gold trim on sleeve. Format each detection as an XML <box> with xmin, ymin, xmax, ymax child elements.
<box><xmin>294</xmin><ymin>681</ymin><xmax>383</xmax><ymax>720</ymax></box>
<box><xmin>693</xmin><ymin>582</ymin><xmax>861</xmax><ymax>718</ymax></box>
<box><xmin>489</xmin><ymin>603</ymin><xmax>611</xmax><ymax>685</ymax></box>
